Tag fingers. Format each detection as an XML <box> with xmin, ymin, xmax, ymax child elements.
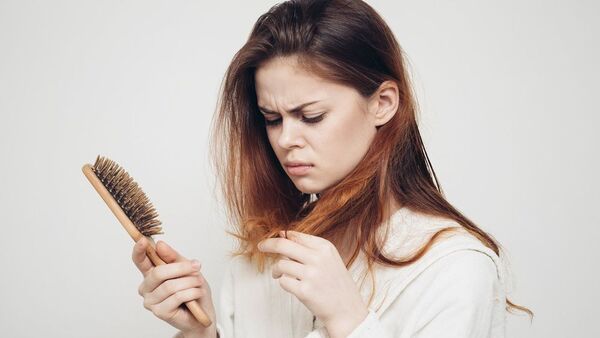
<box><xmin>150</xmin><ymin>286</ymin><xmax>207</xmax><ymax>320</ymax></box>
<box><xmin>143</xmin><ymin>274</ymin><xmax>205</xmax><ymax>307</ymax></box>
<box><xmin>156</xmin><ymin>240</ymin><xmax>186</xmax><ymax>264</ymax></box>
<box><xmin>258</xmin><ymin>237</ymin><xmax>314</xmax><ymax>264</ymax></box>
<box><xmin>132</xmin><ymin>237</ymin><xmax>154</xmax><ymax>278</ymax></box>
<box><xmin>279</xmin><ymin>230</ymin><xmax>328</xmax><ymax>250</ymax></box>
<box><xmin>272</xmin><ymin>257</ymin><xmax>305</xmax><ymax>280</ymax></box>
<box><xmin>132</xmin><ymin>237</ymin><xmax>191</xmax><ymax>278</ymax></box>
<box><xmin>138</xmin><ymin>259</ymin><xmax>201</xmax><ymax>296</ymax></box>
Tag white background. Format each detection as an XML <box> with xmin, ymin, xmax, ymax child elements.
<box><xmin>0</xmin><ymin>1</ymin><xmax>598</xmax><ymax>337</ymax></box>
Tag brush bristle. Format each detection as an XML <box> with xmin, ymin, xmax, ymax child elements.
<box><xmin>91</xmin><ymin>155</ymin><xmax>163</xmax><ymax>236</ymax></box>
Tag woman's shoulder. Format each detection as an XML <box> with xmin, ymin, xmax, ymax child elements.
<box><xmin>361</xmin><ymin>207</ymin><xmax>509</xmax><ymax>316</ymax></box>
<box><xmin>383</xmin><ymin>206</ymin><xmax>500</xmax><ymax>258</ymax></box>
<box><xmin>376</xmin><ymin>205</ymin><xmax>509</xmax><ymax>290</ymax></box>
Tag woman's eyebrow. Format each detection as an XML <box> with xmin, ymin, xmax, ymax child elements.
<box><xmin>258</xmin><ymin>100</ymin><xmax>321</xmax><ymax>115</ymax></box>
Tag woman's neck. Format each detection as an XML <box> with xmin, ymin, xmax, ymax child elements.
<box><xmin>336</xmin><ymin>195</ymin><xmax>401</xmax><ymax>265</ymax></box>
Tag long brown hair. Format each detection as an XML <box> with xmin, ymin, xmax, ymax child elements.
<box><xmin>209</xmin><ymin>0</ymin><xmax>532</xmax><ymax>319</ymax></box>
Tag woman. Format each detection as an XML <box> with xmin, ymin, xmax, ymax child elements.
<box><xmin>132</xmin><ymin>1</ymin><xmax>533</xmax><ymax>337</ymax></box>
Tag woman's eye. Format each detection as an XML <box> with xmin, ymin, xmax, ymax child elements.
<box><xmin>303</xmin><ymin>114</ymin><xmax>325</xmax><ymax>124</ymax></box>
<box><xmin>264</xmin><ymin>118</ymin><xmax>281</xmax><ymax>126</ymax></box>
<box><xmin>264</xmin><ymin>113</ymin><xmax>325</xmax><ymax>126</ymax></box>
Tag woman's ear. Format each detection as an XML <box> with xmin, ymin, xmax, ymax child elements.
<box><xmin>368</xmin><ymin>80</ymin><xmax>399</xmax><ymax>127</ymax></box>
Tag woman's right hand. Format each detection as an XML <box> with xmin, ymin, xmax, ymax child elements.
<box><xmin>132</xmin><ymin>237</ymin><xmax>217</xmax><ymax>337</ymax></box>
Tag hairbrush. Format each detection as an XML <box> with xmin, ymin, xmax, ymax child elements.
<box><xmin>81</xmin><ymin>155</ymin><xmax>212</xmax><ymax>327</ymax></box>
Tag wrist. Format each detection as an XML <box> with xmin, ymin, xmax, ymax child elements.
<box><xmin>324</xmin><ymin>307</ymin><xmax>369</xmax><ymax>338</ymax></box>
<box><xmin>180</xmin><ymin>325</ymin><xmax>217</xmax><ymax>338</ymax></box>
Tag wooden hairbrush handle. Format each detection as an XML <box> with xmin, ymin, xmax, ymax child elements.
<box><xmin>82</xmin><ymin>164</ymin><xmax>212</xmax><ymax>327</ymax></box>
<box><xmin>143</xmin><ymin>237</ymin><xmax>213</xmax><ymax>327</ymax></box>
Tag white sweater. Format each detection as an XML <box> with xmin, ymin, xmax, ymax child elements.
<box><xmin>213</xmin><ymin>206</ymin><xmax>508</xmax><ymax>338</ymax></box>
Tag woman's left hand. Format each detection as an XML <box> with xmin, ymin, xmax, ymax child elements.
<box><xmin>257</xmin><ymin>230</ymin><xmax>369</xmax><ymax>337</ymax></box>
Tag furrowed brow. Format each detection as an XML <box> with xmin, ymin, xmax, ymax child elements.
<box><xmin>258</xmin><ymin>100</ymin><xmax>320</xmax><ymax>115</ymax></box>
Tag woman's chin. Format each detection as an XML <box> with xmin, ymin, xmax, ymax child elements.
<box><xmin>294</xmin><ymin>183</ymin><xmax>322</xmax><ymax>195</ymax></box>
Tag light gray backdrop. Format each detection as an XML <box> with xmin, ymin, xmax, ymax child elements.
<box><xmin>0</xmin><ymin>1</ymin><xmax>597</xmax><ymax>337</ymax></box>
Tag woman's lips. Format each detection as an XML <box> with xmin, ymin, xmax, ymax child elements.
<box><xmin>286</xmin><ymin>164</ymin><xmax>313</xmax><ymax>176</ymax></box>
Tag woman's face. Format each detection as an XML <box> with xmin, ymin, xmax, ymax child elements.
<box><xmin>255</xmin><ymin>56</ymin><xmax>396</xmax><ymax>195</ymax></box>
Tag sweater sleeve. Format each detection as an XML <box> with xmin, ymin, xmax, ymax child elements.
<box><xmin>215</xmin><ymin>260</ymin><xmax>235</xmax><ymax>338</ymax></box>
<box><xmin>343</xmin><ymin>249</ymin><xmax>500</xmax><ymax>338</ymax></box>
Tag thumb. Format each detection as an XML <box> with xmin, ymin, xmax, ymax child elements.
<box><xmin>155</xmin><ymin>240</ymin><xmax>187</xmax><ymax>264</ymax></box>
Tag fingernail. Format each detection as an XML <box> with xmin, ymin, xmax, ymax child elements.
<box><xmin>191</xmin><ymin>259</ymin><xmax>200</xmax><ymax>270</ymax></box>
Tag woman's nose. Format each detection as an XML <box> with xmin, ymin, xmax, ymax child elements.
<box><xmin>277</xmin><ymin>118</ymin><xmax>305</xmax><ymax>149</ymax></box>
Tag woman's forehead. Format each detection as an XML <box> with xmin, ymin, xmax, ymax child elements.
<box><xmin>256</xmin><ymin>80</ymin><xmax>329</xmax><ymax>111</ymax></box>
<box><xmin>256</xmin><ymin>73</ymin><xmax>356</xmax><ymax>110</ymax></box>
<box><xmin>256</xmin><ymin>59</ymin><xmax>324</xmax><ymax>92</ymax></box>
